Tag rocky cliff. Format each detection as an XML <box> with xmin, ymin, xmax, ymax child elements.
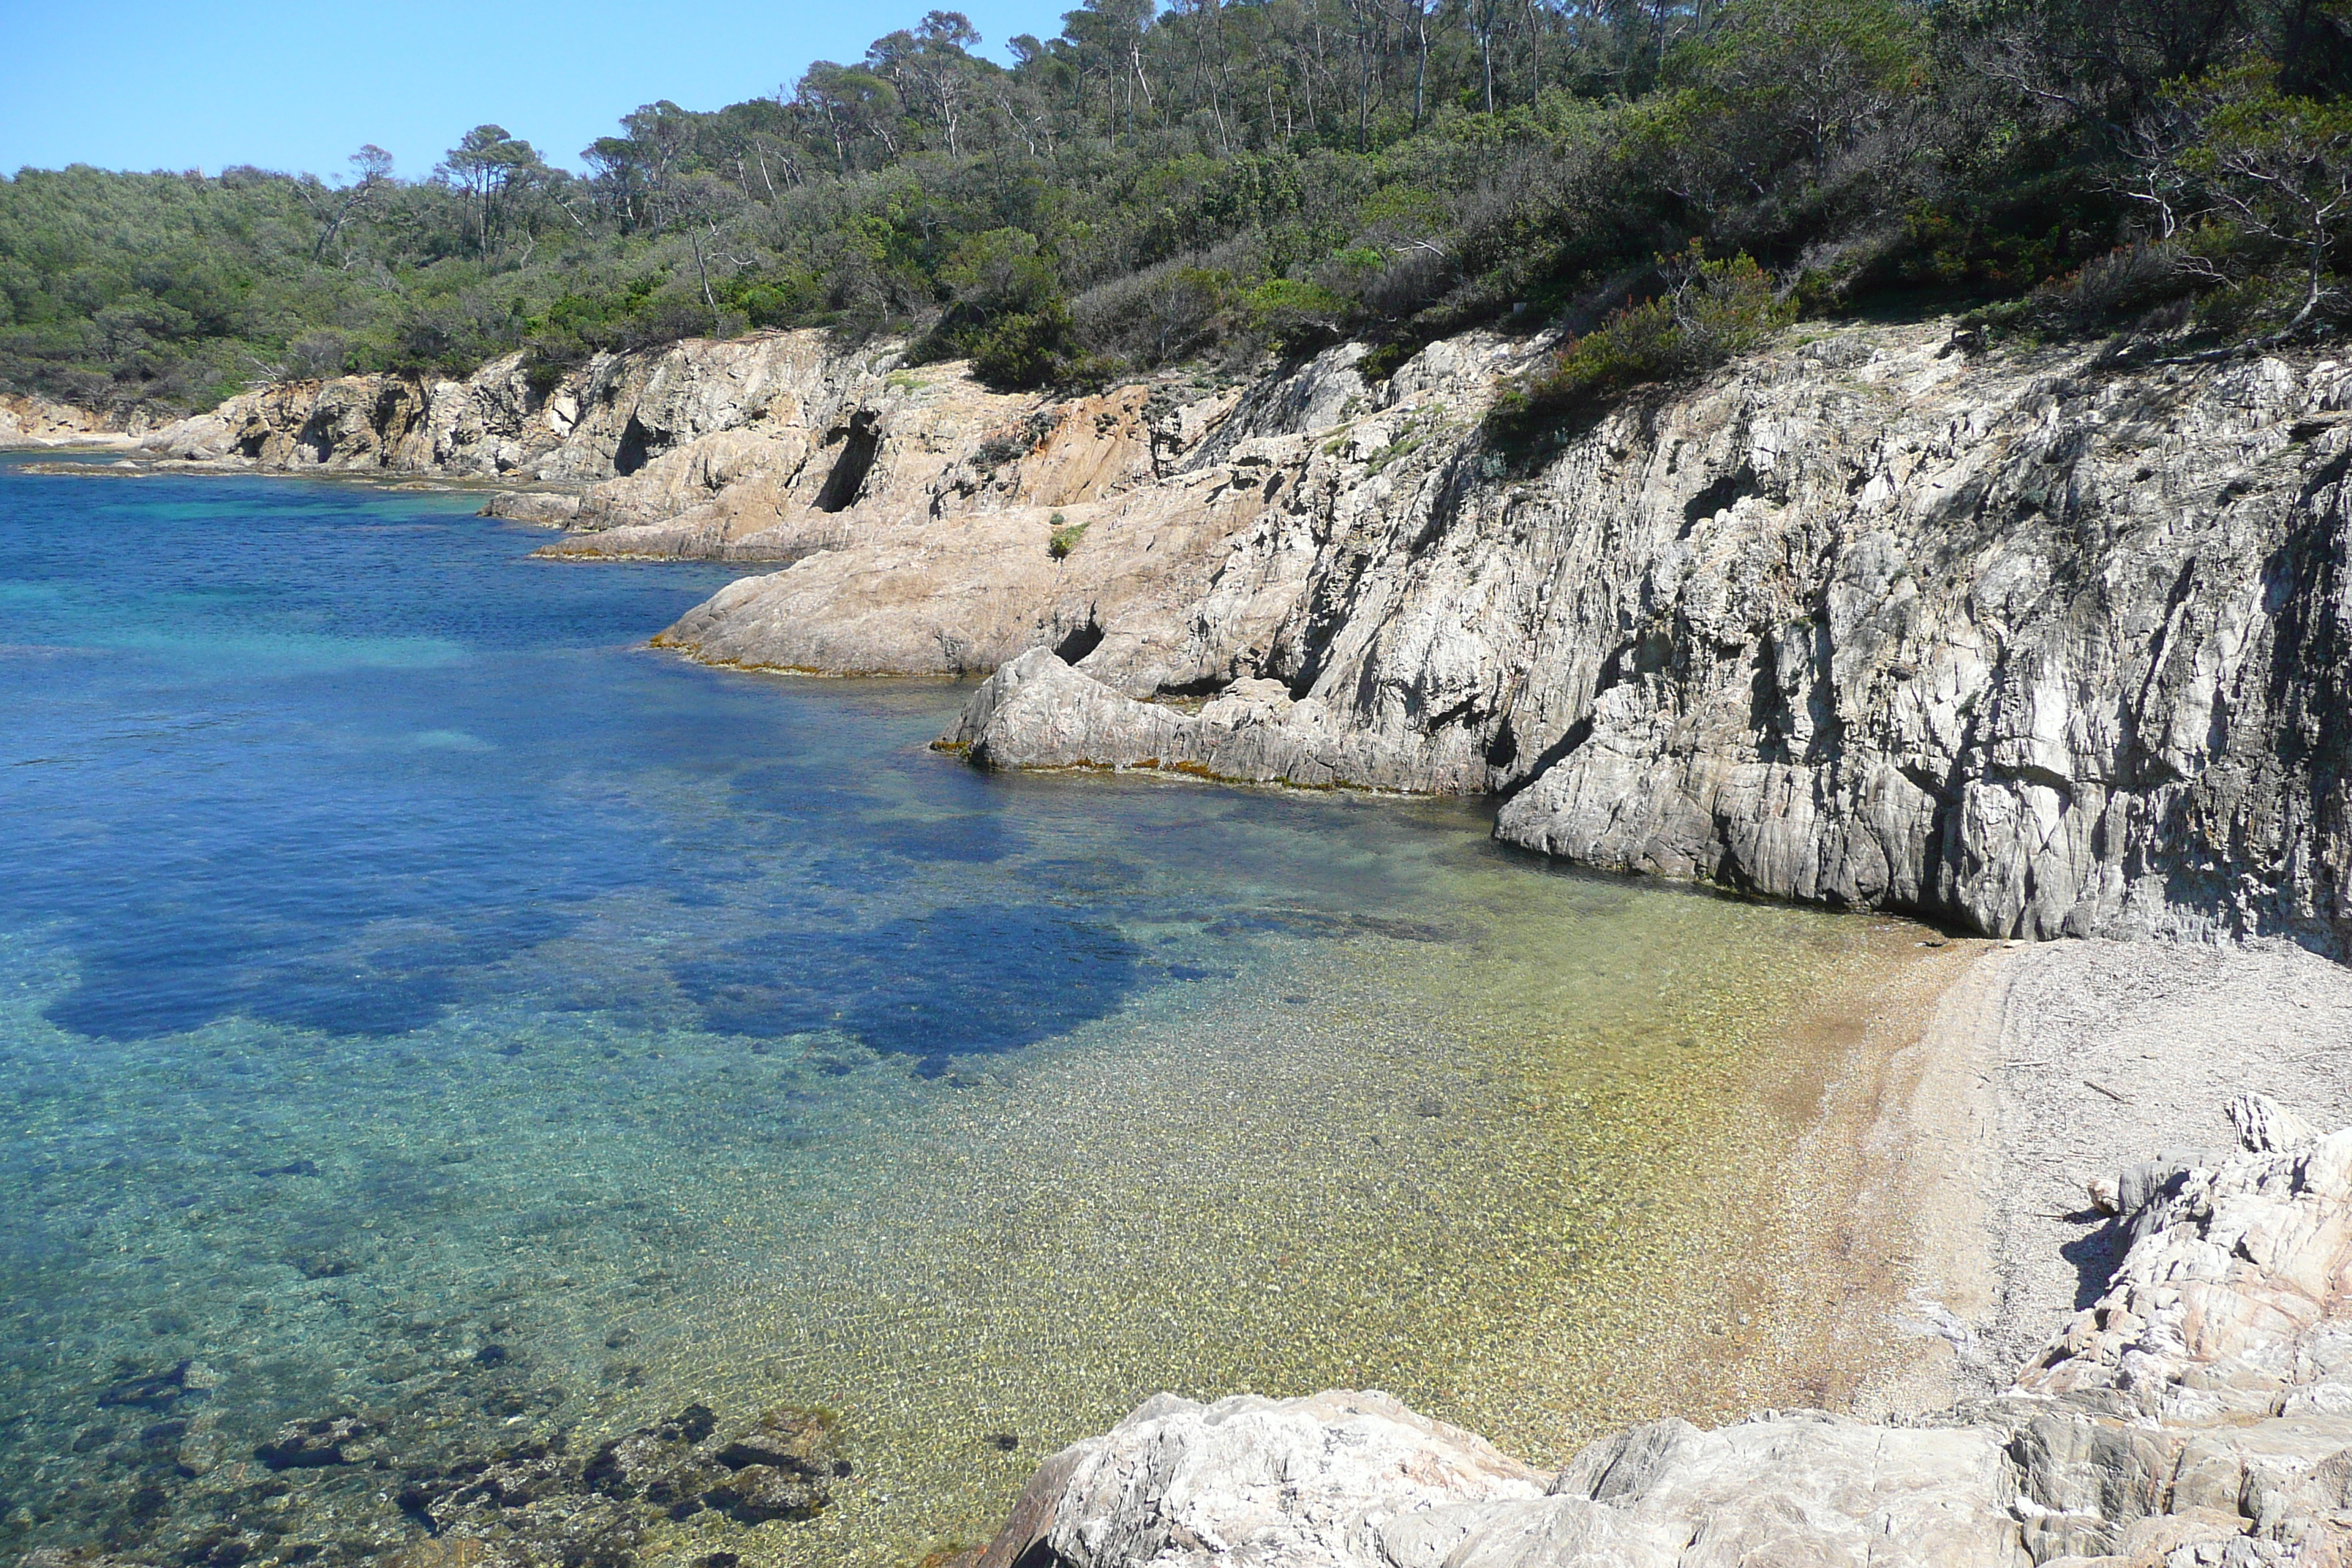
<box><xmin>939</xmin><ymin>329</ymin><xmax>2352</xmax><ymax>959</ymax></box>
<box><xmin>133</xmin><ymin>320</ymin><xmax>2352</xmax><ymax>957</ymax></box>
<box><xmin>957</xmin><ymin>1096</ymin><xmax>2352</xmax><ymax>1568</ymax></box>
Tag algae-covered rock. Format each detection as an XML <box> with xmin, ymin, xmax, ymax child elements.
<box><xmin>391</xmin><ymin>1402</ymin><xmax>842</xmax><ymax>1565</ymax></box>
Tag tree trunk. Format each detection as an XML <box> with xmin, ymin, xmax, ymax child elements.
<box><xmin>1411</xmin><ymin>0</ymin><xmax>1429</xmax><ymax>132</ymax></box>
<box><xmin>1526</xmin><ymin>0</ymin><xmax>1543</xmax><ymax>102</ymax></box>
<box><xmin>692</xmin><ymin>230</ymin><xmax>720</xmax><ymax>334</ymax></box>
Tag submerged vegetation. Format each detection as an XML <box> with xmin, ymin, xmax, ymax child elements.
<box><xmin>3</xmin><ymin>0</ymin><xmax>2350</xmax><ymax>415</ymax></box>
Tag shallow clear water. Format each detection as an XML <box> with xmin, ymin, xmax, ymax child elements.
<box><xmin>0</xmin><ymin>458</ymin><xmax>1918</xmax><ymax>1567</ymax></box>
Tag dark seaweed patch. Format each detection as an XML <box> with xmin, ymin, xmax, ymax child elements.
<box><xmin>673</xmin><ymin>905</ymin><xmax>1144</xmax><ymax>1059</ymax></box>
<box><xmin>97</xmin><ymin>1362</ymin><xmax>191</xmax><ymax>1411</ymax></box>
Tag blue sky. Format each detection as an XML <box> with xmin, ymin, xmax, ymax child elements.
<box><xmin>1</xmin><ymin>0</ymin><xmax>1074</xmax><ymax>181</ymax></box>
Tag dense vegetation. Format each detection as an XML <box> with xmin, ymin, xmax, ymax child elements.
<box><xmin>4</xmin><ymin>0</ymin><xmax>2348</xmax><ymax>416</ymax></box>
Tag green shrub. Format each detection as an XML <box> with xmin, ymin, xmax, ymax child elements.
<box><xmin>717</xmin><ymin>268</ymin><xmax>823</xmax><ymax>329</ymax></box>
<box><xmin>1047</xmin><ymin>513</ymin><xmax>1088</xmax><ymax>558</ymax></box>
<box><xmin>973</xmin><ymin>410</ymin><xmax>1058</xmax><ymax>470</ymax></box>
<box><xmin>967</xmin><ymin>304</ymin><xmax>1077</xmax><ymax>389</ymax></box>
<box><xmin>921</xmin><ymin>228</ymin><xmax>1081</xmax><ymax>389</ymax></box>
<box><xmin>1488</xmin><ymin>246</ymin><xmax>1791</xmax><ymax>440</ymax></box>
<box><xmin>1239</xmin><ymin>279</ymin><xmax>1351</xmax><ymax>355</ymax></box>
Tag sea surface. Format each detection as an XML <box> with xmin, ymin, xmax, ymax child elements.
<box><xmin>0</xmin><ymin>456</ymin><xmax>1919</xmax><ymax>1567</ymax></box>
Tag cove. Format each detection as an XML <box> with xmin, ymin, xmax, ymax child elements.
<box><xmin>0</xmin><ymin>456</ymin><xmax>1933</xmax><ymax>1567</ymax></box>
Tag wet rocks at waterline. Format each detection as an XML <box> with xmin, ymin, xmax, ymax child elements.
<box><xmin>965</xmin><ymin>1097</ymin><xmax>2352</xmax><ymax>1568</ymax></box>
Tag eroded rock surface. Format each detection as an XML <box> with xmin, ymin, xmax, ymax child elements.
<box><xmin>134</xmin><ymin>321</ymin><xmax>2352</xmax><ymax>954</ymax></box>
<box><xmin>0</xmin><ymin>393</ymin><xmax>137</xmax><ymax>447</ymax></box>
<box><xmin>935</xmin><ymin>328</ymin><xmax>2352</xmax><ymax>956</ymax></box>
<box><xmin>968</xmin><ymin>1098</ymin><xmax>2352</xmax><ymax>1568</ymax></box>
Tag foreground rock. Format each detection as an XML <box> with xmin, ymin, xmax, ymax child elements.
<box><xmin>969</xmin><ymin>1097</ymin><xmax>2352</xmax><ymax>1568</ymax></box>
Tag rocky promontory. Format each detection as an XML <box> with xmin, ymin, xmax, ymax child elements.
<box><xmin>122</xmin><ymin>318</ymin><xmax>2352</xmax><ymax>957</ymax></box>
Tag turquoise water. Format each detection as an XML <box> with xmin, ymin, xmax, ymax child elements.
<box><xmin>0</xmin><ymin>457</ymin><xmax>1915</xmax><ymax>1567</ymax></box>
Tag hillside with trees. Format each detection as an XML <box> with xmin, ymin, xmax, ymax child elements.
<box><xmin>2</xmin><ymin>0</ymin><xmax>2347</xmax><ymax>417</ymax></box>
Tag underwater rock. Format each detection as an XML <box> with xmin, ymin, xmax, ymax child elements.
<box><xmin>96</xmin><ymin>1361</ymin><xmax>193</xmax><ymax>1411</ymax></box>
<box><xmin>674</xmin><ymin>905</ymin><xmax>1142</xmax><ymax>1060</ymax></box>
<box><xmin>394</xmin><ymin>1401</ymin><xmax>842</xmax><ymax>1564</ymax></box>
<box><xmin>255</xmin><ymin>1415</ymin><xmax>372</xmax><ymax>1471</ymax></box>
<box><xmin>704</xmin><ymin>1461</ymin><xmax>826</xmax><ymax>1526</ymax></box>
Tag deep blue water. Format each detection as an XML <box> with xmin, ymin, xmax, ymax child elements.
<box><xmin>0</xmin><ymin>467</ymin><xmax>1162</xmax><ymax>1060</ymax></box>
<box><xmin>0</xmin><ymin>457</ymin><xmax>1882</xmax><ymax>1567</ymax></box>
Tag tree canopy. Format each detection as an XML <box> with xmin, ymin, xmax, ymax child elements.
<box><xmin>3</xmin><ymin>0</ymin><xmax>2347</xmax><ymax>412</ymax></box>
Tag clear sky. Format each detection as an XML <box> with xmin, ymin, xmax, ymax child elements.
<box><xmin>1</xmin><ymin>0</ymin><xmax>1074</xmax><ymax>182</ymax></box>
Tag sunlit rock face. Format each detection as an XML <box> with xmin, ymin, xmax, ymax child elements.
<box><xmin>938</xmin><ymin>328</ymin><xmax>2352</xmax><ymax>957</ymax></box>
<box><xmin>143</xmin><ymin>321</ymin><xmax>2352</xmax><ymax>954</ymax></box>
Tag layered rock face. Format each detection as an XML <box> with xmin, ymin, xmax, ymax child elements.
<box><xmin>136</xmin><ymin>335</ymin><xmax>900</xmax><ymax>521</ymax></box>
<box><xmin>963</xmin><ymin>1100</ymin><xmax>2352</xmax><ymax>1568</ymax></box>
<box><xmin>135</xmin><ymin>322</ymin><xmax>2352</xmax><ymax>953</ymax></box>
<box><xmin>939</xmin><ymin>330</ymin><xmax>2352</xmax><ymax>955</ymax></box>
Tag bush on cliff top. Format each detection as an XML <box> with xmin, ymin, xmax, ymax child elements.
<box><xmin>1488</xmin><ymin>248</ymin><xmax>1793</xmax><ymax>444</ymax></box>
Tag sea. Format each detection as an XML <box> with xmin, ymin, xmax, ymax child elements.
<box><xmin>0</xmin><ymin>455</ymin><xmax>1917</xmax><ymax>1566</ymax></box>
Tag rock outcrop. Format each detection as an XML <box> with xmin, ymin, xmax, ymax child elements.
<box><xmin>941</xmin><ymin>647</ymin><xmax>1425</xmax><ymax>787</ymax></box>
<box><xmin>131</xmin><ymin>320</ymin><xmax>2352</xmax><ymax>956</ymax></box>
<box><xmin>0</xmin><ymin>393</ymin><xmax>137</xmax><ymax>447</ymax></box>
<box><xmin>134</xmin><ymin>337</ymin><xmax>877</xmax><ymax>508</ymax></box>
<box><xmin>933</xmin><ymin>328</ymin><xmax>2352</xmax><ymax>957</ymax></box>
<box><xmin>964</xmin><ymin>1098</ymin><xmax>2352</xmax><ymax>1568</ymax></box>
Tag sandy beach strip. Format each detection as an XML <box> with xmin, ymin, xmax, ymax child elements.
<box><xmin>1812</xmin><ymin>934</ymin><xmax>2352</xmax><ymax>1418</ymax></box>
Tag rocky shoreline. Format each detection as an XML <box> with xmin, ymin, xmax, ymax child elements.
<box><xmin>0</xmin><ymin>393</ymin><xmax>141</xmax><ymax>449</ymax></box>
<box><xmin>20</xmin><ymin>319</ymin><xmax>2352</xmax><ymax>1563</ymax></box>
<box><xmin>57</xmin><ymin>313</ymin><xmax>2352</xmax><ymax>961</ymax></box>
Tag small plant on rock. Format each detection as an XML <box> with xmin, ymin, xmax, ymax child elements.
<box><xmin>1047</xmin><ymin>512</ymin><xmax>1088</xmax><ymax>559</ymax></box>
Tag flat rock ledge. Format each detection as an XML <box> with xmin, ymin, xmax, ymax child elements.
<box><xmin>938</xmin><ymin>648</ymin><xmax>1438</xmax><ymax>792</ymax></box>
<box><xmin>966</xmin><ymin>1096</ymin><xmax>2352</xmax><ymax>1568</ymax></box>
